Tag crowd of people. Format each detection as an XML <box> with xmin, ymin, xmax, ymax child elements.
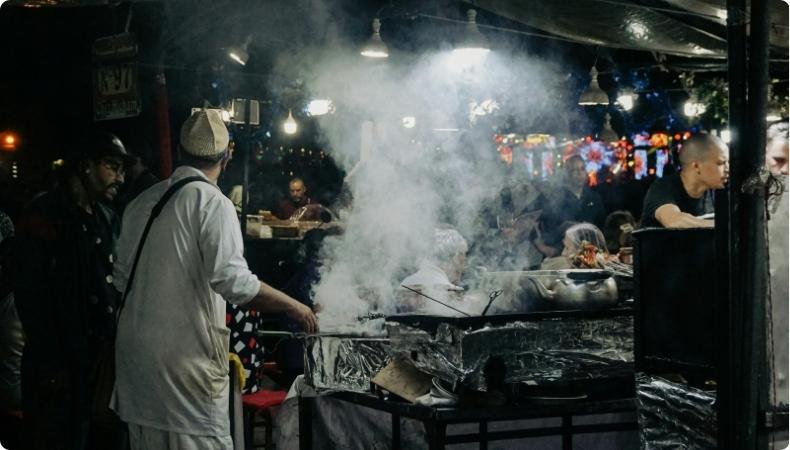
<box><xmin>0</xmin><ymin>110</ymin><xmax>317</xmax><ymax>449</ymax></box>
<box><xmin>0</xmin><ymin>111</ymin><xmax>786</xmax><ymax>449</ymax></box>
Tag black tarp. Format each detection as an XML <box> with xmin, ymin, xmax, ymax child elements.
<box><xmin>5</xmin><ymin>0</ymin><xmax>787</xmax><ymax>62</ymax></box>
<box><xmin>474</xmin><ymin>0</ymin><xmax>787</xmax><ymax>58</ymax></box>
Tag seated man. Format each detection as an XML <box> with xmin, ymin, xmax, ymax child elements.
<box><xmin>536</xmin><ymin>154</ymin><xmax>606</xmax><ymax>257</ymax></box>
<box><xmin>399</xmin><ymin>227</ymin><xmax>469</xmax><ymax>315</ymax></box>
<box><xmin>473</xmin><ymin>182</ymin><xmax>544</xmax><ymax>270</ymax></box>
<box><xmin>640</xmin><ymin>134</ymin><xmax>729</xmax><ymax>228</ymax></box>
<box><xmin>275</xmin><ymin>177</ymin><xmax>318</xmax><ymax>219</ymax></box>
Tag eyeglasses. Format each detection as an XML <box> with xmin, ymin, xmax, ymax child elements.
<box><xmin>100</xmin><ymin>159</ymin><xmax>125</xmax><ymax>177</ymax></box>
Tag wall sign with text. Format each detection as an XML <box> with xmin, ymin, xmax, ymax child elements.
<box><xmin>92</xmin><ymin>33</ymin><xmax>141</xmax><ymax>121</ymax></box>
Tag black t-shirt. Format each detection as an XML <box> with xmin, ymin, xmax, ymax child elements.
<box><xmin>542</xmin><ymin>186</ymin><xmax>607</xmax><ymax>247</ymax></box>
<box><xmin>640</xmin><ymin>173</ymin><xmax>713</xmax><ymax>228</ymax></box>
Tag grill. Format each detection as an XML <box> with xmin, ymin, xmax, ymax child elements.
<box><xmin>386</xmin><ymin>308</ymin><xmax>634</xmax><ymax>391</ymax></box>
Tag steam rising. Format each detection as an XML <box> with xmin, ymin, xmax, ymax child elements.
<box><xmin>255</xmin><ymin>6</ymin><xmax>582</xmax><ymax>329</ymax></box>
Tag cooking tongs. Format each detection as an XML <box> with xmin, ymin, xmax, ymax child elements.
<box><xmin>401</xmin><ymin>285</ymin><xmax>472</xmax><ymax>316</ymax></box>
<box><xmin>256</xmin><ymin>330</ymin><xmax>388</xmax><ymax>339</ymax></box>
<box><xmin>400</xmin><ymin>285</ymin><xmax>504</xmax><ymax>317</ymax></box>
<box><xmin>481</xmin><ymin>289</ymin><xmax>504</xmax><ymax>316</ymax></box>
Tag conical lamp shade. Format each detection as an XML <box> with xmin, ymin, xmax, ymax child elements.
<box><xmin>579</xmin><ymin>67</ymin><xmax>609</xmax><ymax>106</ymax></box>
<box><xmin>598</xmin><ymin>113</ymin><xmax>619</xmax><ymax>142</ymax></box>
<box><xmin>361</xmin><ymin>18</ymin><xmax>389</xmax><ymax>58</ymax></box>
<box><xmin>455</xmin><ymin>9</ymin><xmax>490</xmax><ymax>51</ymax></box>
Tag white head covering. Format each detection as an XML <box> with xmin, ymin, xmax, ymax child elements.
<box><xmin>432</xmin><ymin>227</ymin><xmax>468</xmax><ymax>262</ymax></box>
<box><xmin>180</xmin><ymin>109</ymin><xmax>229</xmax><ymax>158</ymax></box>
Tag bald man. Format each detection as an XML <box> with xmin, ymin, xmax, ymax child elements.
<box><xmin>275</xmin><ymin>177</ymin><xmax>318</xmax><ymax>220</ymax></box>
<box><xmin>640</xmin><ymin>134</ymin><xmax>729</xmax><ymax>228</ymax></box>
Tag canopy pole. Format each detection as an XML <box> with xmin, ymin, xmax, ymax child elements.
<box><xmin>241</xmin><ymin>99</ymin><xmax>252</xmax><ymax>237</ymax></box>
<box><xmin>718</xmin><ymin>0</ymin><xmax>771</xmax><ymax>447</ymax></box>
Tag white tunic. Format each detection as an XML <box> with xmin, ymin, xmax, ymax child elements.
<box><xmin>111</xmin><ymin>166</ymin><xmax>260</xmax><ymax>436</ymax></box>
<box><xmin>399</xmin><ymin>262</ymin><xmax>468</xmax><ymax>316</ymax></box>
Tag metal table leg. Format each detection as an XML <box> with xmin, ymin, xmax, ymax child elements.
<box><xmin>424</xmin><ymin>420</ymin><xmax>446</xmax><ymax>450</ymax></box>
<box><xmin>392</xmin><ymin>413</ymin><xmax>401</xmax><ymax>449</ymax></box>
<box><xmin>562</xmin><ymin>415</ymin><xmax>572</xmax><ymax>450</ymax></box>
<box><xmin>479</xmin><ymin>421</ymin><xmax>488</xmax><ymax>450</ymax></box>
<box><xmin>299</xmin><ymin>395</ymin><xmax>313</xmax><ymax>450</ymax></box>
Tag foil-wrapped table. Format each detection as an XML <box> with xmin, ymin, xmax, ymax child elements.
<box><xmin>635</xmin><ymin>372</ymin><xmax>717</xmax><ymax>449</ymax></box>
<box><xmin>386</xmin><ymin>308</ymin><xmax>634</xmax><ymax>390</ymax></box>
<box><xmin>303</xmin><ymin>335</ymin><xmax>391</xmax><ymax>392</ymax></box>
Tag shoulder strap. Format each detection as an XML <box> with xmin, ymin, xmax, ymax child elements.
<box><xmin>118</xmin><ymin>176</ymin><xmax>211</xmax><ymax>315</ymax></box>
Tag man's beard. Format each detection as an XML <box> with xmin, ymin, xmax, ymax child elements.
<box><xmin>103</xmin><ymin>182</ymin><xmax>121</xmax><ymax>201</ymax></box>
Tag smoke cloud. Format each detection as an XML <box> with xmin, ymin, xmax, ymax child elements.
<box><xmin>153</xmin><ymin>1</ymin><xmax>582</xmax><ymax>329</ymax></box>
<box><xmin>262</xmin><ymin>39</ymin><xmax>578</xmax><ymax>329</ymax></box>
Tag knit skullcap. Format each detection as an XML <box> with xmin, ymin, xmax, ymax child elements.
<box><xmin>180</xmin><ymin>109</ymin><xmax>229</xmax><ymax>158</ymax></box>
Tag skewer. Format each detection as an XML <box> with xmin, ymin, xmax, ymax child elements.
<box><xmin>400</xmin><ymin>285</ymin><xmax>472</xmax><ymax>317</ymax></box>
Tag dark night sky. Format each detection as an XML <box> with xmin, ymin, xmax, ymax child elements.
<box><xmin>0</xmin><ymin>0</ymin><xmax>783</xmax><ymax>196</ymax></box>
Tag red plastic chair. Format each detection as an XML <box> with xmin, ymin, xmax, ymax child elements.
<box><xmin>242</xmin><ymin>389</ymin><xmax>287</xmax><ymax>449</ymax></box>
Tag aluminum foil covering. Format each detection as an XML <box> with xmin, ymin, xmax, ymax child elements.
<box><xmin>636</xmin><ymin>372</ymin><xmax>717</xmax><ymax>449</ymax></box>
<box><xmin>386</xmin><ymin>316</ymin><xmax>633</xmax><ymax>390</ymax></box>
<box><xmin>303</xmin><ymin>336</ymin><xmax>391</xmax><ymax>393</ymax></box>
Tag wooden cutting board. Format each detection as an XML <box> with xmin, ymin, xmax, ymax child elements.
<box><xmin>372</xmin><ymin>357</ymin><xmax>433</xmax><ymax>403</ymax></box>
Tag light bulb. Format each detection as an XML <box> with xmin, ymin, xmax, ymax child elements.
<box><xmin>307</xmin><ymin>99</ymin><xmax>333</xmax><ymax>116</ymax></box>
<box><xmin>617</xmin><ymin>92</ymin><xmax>634</xmax><ymax>111</ymax></box>
<box><xmin>283</xmin><ymin>110</ymin><xmax>298</xmax><ymax>135</ymax></box>
<box><xmin>684</xmin><ymin>101</ymin><xmax>706</xmax><ymax>117</ymax></box>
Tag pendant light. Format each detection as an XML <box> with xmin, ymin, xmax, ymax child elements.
<box><xmin>598</xmin><ymin>113</ymin><xmax>619</xmax><ymax>143</ymax></box>
<box><xmin>453</xmin><ymin>9</ymin><xmax>490</xmax><ymax>54</ymax></box>
<box><xmin>579</xmin><ymin>66</ymin><xmax>609</xmax><ymax>106</ymax></box>
<box><xmin>283</xmin><ymin>110</ymin><xmax>298</xmax><ymax>135</ymax></box>
<box><xmin>361</xmin><ymin>18</ymin><xmax>389</xmax><ymax>58</ymax></box>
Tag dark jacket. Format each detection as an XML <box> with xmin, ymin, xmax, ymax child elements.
<box><xmin>13</xmin><ymin>187</ymin><xmax>120</xmax><ymax>415</ymax></box>
<box><xmin>542</xmin><ymin>186</ymin><xmax>607</xmax><ymax>247</ymax></box>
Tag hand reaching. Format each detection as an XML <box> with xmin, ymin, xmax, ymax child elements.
<box><xmin>288</xmin><ymin>301</ymin><xmax>319</xmax><ymax>333</ymax></box>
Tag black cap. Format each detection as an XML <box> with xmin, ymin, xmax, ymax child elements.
<box><xmin>69</xmin><ymin>130</ymin><xmax>136</xmax><ymax>167</ymax></box>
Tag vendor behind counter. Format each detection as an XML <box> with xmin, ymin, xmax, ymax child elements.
<box><xmin>640</xmin><ymin>134</ymin><xmax>729</xmax><ymax>229</ymax></box>
<box><xmin>276</xmin><ymin>177</ymin><xmax>319</xmax><ymax>220</ymax></box>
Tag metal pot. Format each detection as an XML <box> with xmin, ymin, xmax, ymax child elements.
<box><xmin>480</xmin><ymin>270</ymin><xmax>618</xmax><ymax>311</ymax></box>
<box><xmin>522</xmin><ymin>270</ymin><xmax>619</xmax><ymax>310</ymax></box>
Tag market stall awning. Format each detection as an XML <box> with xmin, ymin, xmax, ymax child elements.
<box><xmin>4</xmin><ymin>0</ymin><xmax>787</xmax><ymax>67</ymax></box>
<box><xmin>475</xmin><ymin>0</ymin><xmax>787</xmax><ymax>59</ymax></box>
